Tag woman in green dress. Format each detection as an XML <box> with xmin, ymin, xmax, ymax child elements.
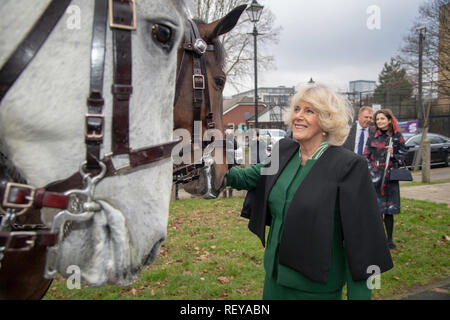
<box><xmin>227</xmin><ymin>83</ymin><xmax>393</xmax><ymax>300</ymax></box>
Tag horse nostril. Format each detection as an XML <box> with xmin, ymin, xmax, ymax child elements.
<box><xmin>143</xmin><ymin>237</ymin><xmax>165</xmax><ymax>266</ymax></box>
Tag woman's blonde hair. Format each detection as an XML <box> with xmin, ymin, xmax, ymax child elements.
<box><xmin>285</xmin><ymin>83</ymin><xmax>354</xmax><ymax>146</ymax></box>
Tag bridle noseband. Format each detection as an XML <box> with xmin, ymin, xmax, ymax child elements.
<box><xmin>0</xmin><ymin>0</ymin><xmax>180</xmax><ymax>275</ymax></box>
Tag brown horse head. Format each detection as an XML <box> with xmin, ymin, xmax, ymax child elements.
<box><xmin>173</xmin><ymin>5</ymin><xmax>246</xmax><ymax>198</ymax></box>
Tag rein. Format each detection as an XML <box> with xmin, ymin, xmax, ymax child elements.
<box><xmin>0</xmin><ymin>0</ymin><xmax>180</xmax><ymax>276</ymax></box>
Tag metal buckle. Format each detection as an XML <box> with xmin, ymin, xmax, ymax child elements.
<box><xmin>193</xmin><ymin>74</ymin><xmax>205</xmax><ymax>90</ymax></box>
<box><xmin>109</xmin><ymin>0</ymin><xmax>137</xmax><ymax>30</ymax></box>
<box><xmin>1</xmin><ymin>183</ymin><xmax>36</xmax><ymax>216</ymax></box>
<box><xmin>6</xmin><ymin>232</ymin><xmax>37</xmax><ymax>252</ymax></box>
<box><xmin>193</xmin><ymin>38</ymin><xmax>207</xmax><ymax>55</ymax></box>
<box><xmin>85</xmin><ymin>114</ymin><xmax>105</xmax><ymax>142</ymax></box>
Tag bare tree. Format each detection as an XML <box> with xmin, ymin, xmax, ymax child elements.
<box><xmin>194</xmin><ymin>0</ymin><xmax>282</xmax><ymax>94</ymax></box>
<box><xmin>397</xmin><ymin>1</ymin><xmax>449</xmax><ymax>180</ymax></box>
<box><xmin>397</xmin><ymin>0</ymin><xmax>450</xmax><ymax>97</ymax></box>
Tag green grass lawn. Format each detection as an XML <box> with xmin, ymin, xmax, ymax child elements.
<box><xmin>44</xmin><ymin>197</ymin><xmax>449</xmax><ymax>300</ymax></box>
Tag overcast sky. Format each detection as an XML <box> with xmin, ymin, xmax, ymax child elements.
<box><xmin>223</xmin><ymin>0</ymin><xmax>427</xmax><ymax>96</ymax></box>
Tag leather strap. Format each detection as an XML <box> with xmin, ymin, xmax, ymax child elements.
<box><xmin>33</xmin><ymin>189</ymin><xmax>70</xmax><ymax>210</ymax></box>
<box><xmin>188</xmin><ymin>21</ymin><xmax>206</xmax><ymax>146</ymax></box>
<box><xmin>111</xmin><ymin>0</ymin><xmax>134</xmax><ymax>155</ymax></box>
<box><xmin>0</xmin><ymin>230</ymin><xmax>58</xmax><ymax>251</ymax></box>
<box><xmin>0</xmin><ymin>0</ymin><xmax>72</xmax><ymax>102</ymax></box>
<box><xmin>41</xmin><ymin>139</ymin><xmax>182</xmax><ymax>194</ymax></box>
<box><xmin>189</xmin><ymin>21</ymin><xmax>214</xmax><ymax>130</ymax></box>
<box><xmin>128</xmin><ymin>139</ymin><xmax>182</xmax><ymax>169</ymax></box>
<box><xmin>85</xmin><ymin>0</ymin><xmax>108</xmax><ymax>170</ymax></box>
<box><xmin>0</xmin><ymin>181</ymin><xmax>70</xmax><ymax>212</ymax></box>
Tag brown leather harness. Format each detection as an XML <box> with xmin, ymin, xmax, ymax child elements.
<box><xmin>172</xmin><ymin>20</ymin><xmax>228</xmax><ymax>185</ymax></box>
<box><xmin>0</xmin><ymin>0</ymin><xmax>180</xmax><ymax>268</ymax></box>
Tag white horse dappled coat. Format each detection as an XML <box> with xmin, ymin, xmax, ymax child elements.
<box><xmin>0</xmin><ymin>0</ymin><xmax>189</xmax><ymax>286</ymax></box>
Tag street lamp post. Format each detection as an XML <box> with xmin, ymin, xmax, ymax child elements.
<box><xmin>246</xmin><ymin>0</ymin><xmax>263</xmax><ymax>132</ymax></box>
<box><xmin>252</xmin><ymin>24</ymin><xmax>259</xmax><ymax>131</ymax></box>
<box><xmin>416</xmin><ymin>25</ymin><xmax>426</xmax><ymax>129</ymax></box>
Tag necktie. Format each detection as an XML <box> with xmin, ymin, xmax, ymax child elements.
<box><xmin>357</xmin><ymin>128</ymin><xmax>365</xmax><ymax>155</ymax></box>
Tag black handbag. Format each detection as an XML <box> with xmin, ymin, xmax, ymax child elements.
<box><xmin>389</xmin><ymin>168</ymin><xmax>413</xmax><ymax>181</ymax></box>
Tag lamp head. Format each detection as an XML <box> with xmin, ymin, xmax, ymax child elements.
<box><xmin>246</xmin><ymin>0</ymin><xmax>264</xmax><ymax>23</ymax></box>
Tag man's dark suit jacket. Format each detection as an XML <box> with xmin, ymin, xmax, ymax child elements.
<box><xmin>343</xmin><ymin>122</ymin><xmax>357</xmax><ymax>151</ymax></box>
<box><xmin>241</xmin><ymin>138</ymin><xmax>393</xmax><ymax>283</ymax></box>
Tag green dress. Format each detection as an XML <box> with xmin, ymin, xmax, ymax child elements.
<box><xmin>227</xmin><ymin>143</ymin><xmax>372</xmax><ymax>300</ymax></box>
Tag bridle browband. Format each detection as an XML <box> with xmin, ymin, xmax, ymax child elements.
<box><xmin>0</xmin><ymin>0</ymin><xmax>180</xmax><ymax>273</ymax></box>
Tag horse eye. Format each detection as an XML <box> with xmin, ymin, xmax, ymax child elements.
<box><xmin>152</xmin><ymin>24</ymin><xmax>172</xmax><ymax>44</ymax></box>
<box><xmin>214</xmin><ymin>77</ymin><xmax>225</xmax><ymax>89</ymax></box>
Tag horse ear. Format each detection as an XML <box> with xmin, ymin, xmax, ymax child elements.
<box><xmin>206</xmin><ymin>4</ymin><xmax>247</xmax><ymax>42</ymax></box>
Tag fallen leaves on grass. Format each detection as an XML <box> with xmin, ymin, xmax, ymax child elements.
<box><xmin>431</xmin><ymin>288</ymin><xmax>448</xmax><ymax>294</ymax></box>
<box><xmin>217</xmin><ymin>276</ymin><xmax>232</xmax><ymax>284</ymax></box>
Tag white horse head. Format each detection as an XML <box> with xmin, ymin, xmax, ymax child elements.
<box><xmin>0</xmin><ymin>0</ymin><xmax>187</xmax><ymax>286</ymax></box>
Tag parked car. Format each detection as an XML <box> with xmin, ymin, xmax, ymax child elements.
<box><xmin>259</xmin><ymin>129</ymin><xmax>287</xmax><ymax>151</ymax></box>
<box><xmin>402</xmin><ymin>132</ymin><xmax>450</xmax><ymax>167</ymax></box>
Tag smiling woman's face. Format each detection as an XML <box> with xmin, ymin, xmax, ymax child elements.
<box><xmin>376</xmin><ymin>113</ymin><xmax>391</xmax><ymax>131</ymax></box>
<box><xmin>291</xmin><ymin>100</ymin><xmax>323</xmax><ymax>144</ymax></box>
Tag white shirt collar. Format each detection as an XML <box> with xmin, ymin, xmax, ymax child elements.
<box><xmin>357</xmin><ymin>122</ymin><xmax>365</xmax><ymax>132</ymax></box>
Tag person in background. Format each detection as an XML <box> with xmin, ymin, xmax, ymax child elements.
<box><xmin>343</xmin><ymin>106</ymin><xmax>373</xmax><ymax>155</ymax></box>
<box><xmin>227</xmin><ymin>83</ymin><xmax>393</xmax><ymax>300</ymax></box>
<box><xmin>364</xmin><ymin>108</ymin><xmax>408</xmax><ymax>249</ymax></box>
<box><xmin>286</xmin><ymin>127</ymin><xmax>293</xmax><ymax>139</ymax></box>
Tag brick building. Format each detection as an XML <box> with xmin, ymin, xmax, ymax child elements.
<box><xmin>223</xmin><ymin>96</ymin><xmax>266</xmax><ymax>130</ymax></box>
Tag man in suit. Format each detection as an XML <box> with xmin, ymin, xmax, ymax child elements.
<box><xmin>343</xmin><ymin>106</ymin><xmax>373</xmax><ymax>155</ymax></box>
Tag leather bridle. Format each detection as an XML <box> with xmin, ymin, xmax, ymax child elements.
<box><xmin>0</xmin><ymin>0</ymin><xmax>180</xmax><ymax>273</ymax></box>
<box><xmin>172</xmin><ymin>20</ymin><xmax>228</xmax><ymax>185</ymax></box>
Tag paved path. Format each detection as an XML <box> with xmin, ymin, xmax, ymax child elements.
<box><xmin>400</xmin><ymin>183</ymin><xmax>450</xmax><ymax>206</ymax></box>
<box><xmin>408</xmin><ymin>166</ymin><xmax>450</xmax><ymax>181</ymax></box>
<box><xmin>394</xmin><ymin>279</ymin><xmax>450</xmax><ymax>300</ymax></box>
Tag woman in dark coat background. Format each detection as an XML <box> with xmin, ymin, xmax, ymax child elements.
<box><xmin>364</xmin><ymin>109</ymin><xmax>408</xmax><ymax>249</ymax></box>
<box><xmin>227</xmin><ymin>83</ymin><xmax>393</xmax><ymax>300</ymax></box>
